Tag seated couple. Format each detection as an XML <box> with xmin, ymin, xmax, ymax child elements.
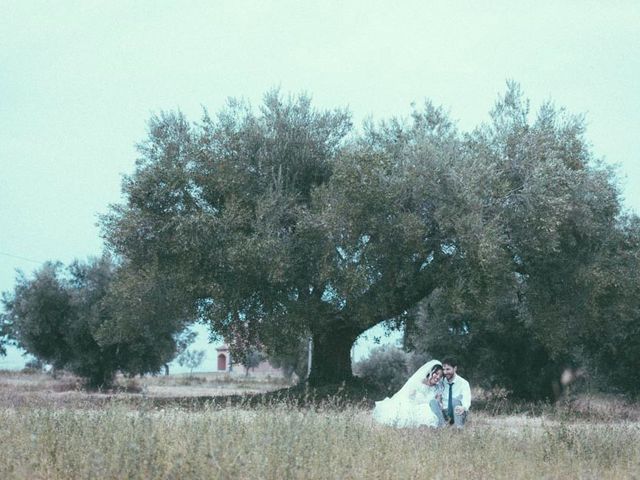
<box><xmin>372</xmin><ymin>357</ymin><xmax>471</xmax><ymax>429</ymax></box>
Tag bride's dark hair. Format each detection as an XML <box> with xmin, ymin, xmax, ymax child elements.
<box><xmin>430</xmin><ymin>364</ymin><xmax>443</xmax><ymax>377</ymax></box>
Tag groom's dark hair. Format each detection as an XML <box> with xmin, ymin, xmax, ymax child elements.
<box><xmin>442</xmin><ymin>356</ymin><xmax>459</xmax><ymax>368</ymax></box>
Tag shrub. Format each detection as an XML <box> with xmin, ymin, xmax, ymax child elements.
<box><xmin>353</xmin><ymin>346</ymin><xmax>409</xmax><ymax>396</ymax></box>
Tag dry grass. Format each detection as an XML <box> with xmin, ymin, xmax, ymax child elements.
<box><xmin>1</xmin><ymin>371</ymin><xmax>639</xmax><ymax>479</ymax></box>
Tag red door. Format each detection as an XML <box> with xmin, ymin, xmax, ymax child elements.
<box><xmin>217</xmin><ymin>354</ymin><xmax>227</xmax><ymax>371</ymax></box>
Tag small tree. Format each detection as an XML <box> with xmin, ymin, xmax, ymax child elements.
<box><xmin>1</xmin><ymin>262</ymin><xmax>74</xmax><ymax>371</ymax></box>
<box><xmin>1</xmin><ymin>255</ymin><xmax>190</xmax><ymax>388</ymax></box>
<box><xmin>177</xmin><ymin>349</ymin><xmax>206</xmax><ymax>378</ymax></box>
<box><xmin>240</xmin><ymin>348</ymin><xmax>266</xmax><ymax>376</ymax></box>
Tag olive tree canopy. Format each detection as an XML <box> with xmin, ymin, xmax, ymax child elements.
<box><xmin>102</xmin><ymin>85</ymin><xmax>637</xmax><ymax>392</ymax></box>
<box><xmin>102</xmin><ymin>90</ymin><xmax>474</xmax><ymax>384</ymax></box>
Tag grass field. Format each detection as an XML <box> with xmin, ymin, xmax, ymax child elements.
<box><xmin>1</xmin><ymin>371</ymin><xmax>639</xmax><ymax>479</ymax></box>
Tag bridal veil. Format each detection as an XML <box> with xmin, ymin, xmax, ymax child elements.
<box><xmin>372</xmin><ymin>359</ymin><xmax>442</xmax><ymax>428</ymax></box>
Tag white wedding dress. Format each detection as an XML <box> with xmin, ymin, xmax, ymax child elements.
<box><xmin>372</xmin><ymin>359</ymin><xmax>443</xmax><ymax>428</ymax></box>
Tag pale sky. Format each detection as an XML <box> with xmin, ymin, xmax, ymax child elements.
<box><xmin>1</xmin><ymin>1</ymin><xmax>639</xmax><ymax>370</ymax></box>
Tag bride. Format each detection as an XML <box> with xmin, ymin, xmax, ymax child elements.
<box><xmin>372</xmin><ymin>359</ymin><xmax>445</xmax><ymax>428</ymax></box>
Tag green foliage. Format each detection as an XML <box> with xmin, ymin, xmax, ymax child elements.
<box><xmin>353</xmin><ymin>346</ymin><xmax>410</xmax><ymax>396</ymax></box>
<box><xmin>405</xmin><ymin>82</ymin><xmax>640</xmax><ymax>399</ymax></box>
<box><xmin>578</xmin><ymin>215</ymin><xmax>640</xmax><ymax>395</ymax></box>
<box><xmin>101</xmin><ymin>84</ymin><xmax>640</xmax><ymax>396</ymax></box>
<box><xmin>0</xmin><ymin>323</ymin><xmax>7</xmax><ymax>356</ymax></box>
<box><xmin>177</xmin><ymin>349</ymin><xmax>205</xmax><ymax>377</ymax></box>
<box><xmin>101</xmin><ymin>90</ymin><xmax>466</xmax><ymax>384</ymax></box>
<box><xmin>2</xmin><ymin>262</ymin><xmax>83</xmax><ymax>372</ymax></box>
<box><xmin>23</xmin><ymin>357</ymin><xmax>44</xmax><ymax>372</ymax></box>
<box><xmin>95</xmin><ymin>261</ymin><xmax>193</xmax><ymax>377</ymax></box>
<box><xmin>1</xmin><ymin>255</ymin><xmax>189</xmax><ymax>388</ymax></box>
<box><xmin>238</xmin><ymin>347</ymin><xmax>267</xmax><ymax>375</ymax></box>
<box><xmin>266</xmin><ymin>336</ymin><xmax>311</xmax><ymax>381</ymax></box>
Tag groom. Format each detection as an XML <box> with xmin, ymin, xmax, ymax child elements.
<box><xmin>441</xmin><ymin>357</ymin><xmax>471</xmax><ymax>428</ymax></box>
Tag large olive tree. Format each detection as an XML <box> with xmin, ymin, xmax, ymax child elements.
<box><xmin>405</xmin><ymin>84</ymin><xmax>640</xmax><ymax>399</ymax></box>
<box><xmin>102</xmin><ymin>91</ymin><xmax>471</xmax><ymax>385</ymax></box>
<box><xmin>102</xmin><ymin>86</ymin><xmax>638</xmax><ymax>392</ymax></box>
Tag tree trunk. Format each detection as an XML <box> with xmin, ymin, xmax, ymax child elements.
<box><xmin>307</xmin><ymin>323</ymin><xmax>361</xmax><ymax>386</ymax></box>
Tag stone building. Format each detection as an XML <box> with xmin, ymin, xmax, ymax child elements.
<box><xmin>215</xmin><ymin>345</ymin><xmax>288</xmax><ymax>378</ymax></box>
